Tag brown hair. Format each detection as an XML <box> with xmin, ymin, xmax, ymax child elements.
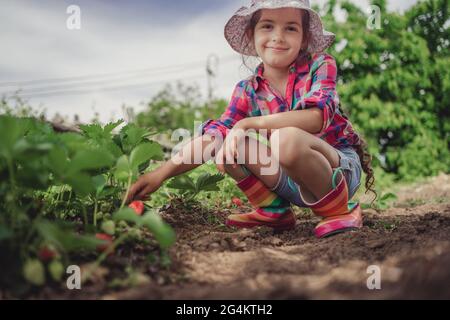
<box><xmin>240</xmin><ymin>9</ymin><xmax>378</xmax><ymax>206</ymax></box>
<box><xmin>338</xmin><ymin>106</ymin><xmax>378</xmax><ymax>205</ymax></box>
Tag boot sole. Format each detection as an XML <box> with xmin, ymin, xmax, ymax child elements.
<box><xmin>314</xmin><ymin>203</ymin><xmax>363</xmax><ymax>239</ymax></box>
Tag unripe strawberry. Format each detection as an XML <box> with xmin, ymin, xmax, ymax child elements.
<box><xmin>48</xmin><ymin>260</ymin><xmax>64</xmax><ymax>282</ymax></box>
<box><xmin>128</xmin><ymin>227</ymin><xmax>143</xmax><ymax>241</ymax></box>
<box><xmin>23</xmin><ymin>259</ymin><xmax>45</xmax><ymax>286</ymax></box>
<box><xmin>101</xmin><ymin>220</ymin><xmax>116</xmax><ymax>236</ymax></box>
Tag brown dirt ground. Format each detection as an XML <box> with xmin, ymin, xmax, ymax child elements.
<box><xmin>39</xmin><ymin>173</ymin><xmax>450</xmax><ymax>300</ymax></box>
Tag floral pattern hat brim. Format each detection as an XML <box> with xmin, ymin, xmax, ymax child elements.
<box><xmin>224</xmin><ymin>0</ymin><xmax>335</xmax><ymax>56</ymax></box>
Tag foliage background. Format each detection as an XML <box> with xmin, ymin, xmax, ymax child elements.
<box><xmin>136</xmin><ymin>0</ymin><xmax>449</xmax><ymax>197</ymax></box>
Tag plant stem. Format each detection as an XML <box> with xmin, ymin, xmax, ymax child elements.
<box><xmin>56</xmin><ymin>185</ymin><xmax>64</xmax><ymax>202</ymax></box>
<box><xmin>6</xmin><ymin>156</ymin><xmax>16</xmax><ymax>188</ymax></box>
<box><xmin>82</xmin><ymin>205</ymin><xmax>88</xmax><ymax>232</ymax></box>
<box><xmin>82</xmin><ymin>233</ymin><xmax>128</xmax><ymax>284</ymax></box>
<box><xmin>66</xmin><ymin>188</ymin><xmax>73</xmax><ymax>211</ymax></box>
<box><xmin>120</xmin><ymin>174</ymin><xmax>132</xmax><ymax>209</ymax></box>
<box><xmin>93</xmin><ymin>198</ymin><xmax>98</xmax><ymax>227</ymax></box>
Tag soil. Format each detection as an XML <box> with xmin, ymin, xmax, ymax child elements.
<box><xmin>34</xmin><ymin>173</ymin><xmax>450</xmax><ymax>299</ymax></box>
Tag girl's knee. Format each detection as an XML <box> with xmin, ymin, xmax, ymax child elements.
<box><xmin>270</xmin><ymin>127</ymin><xmax>312</xmax><ymax>167</ymax></box>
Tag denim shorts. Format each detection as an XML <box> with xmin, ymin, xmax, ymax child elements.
<box><xmin>266</xmin><ymin>146</ymin><xmax>363</xmax><ymax>208</ymax></box>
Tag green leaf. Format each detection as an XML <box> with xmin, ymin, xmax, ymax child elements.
<box><xmin>141</xmin><ymin>212</ymin><xmax>176</xmax><ymax>249</ymax></box>
<box><xmin>69</xmin><ymin>149</ymin><xmax>114</xmax><ymax>174</ymax></box>
<box><xmin>57</xmin><ymin>133</ymin><xmax>87</xmax><ymax>154</ymax></box>
<box><xmin>360</xmin><ymin>203</ymin><xmax>371</xmax><ymax>210</ymax></box>
<box><xmin>119</xmin><ymin>124</ymin><xmax>149</xmax><ymax>154</ymax></box>
<box><xmin>167</xmin><ymin>174</ymin><xmax>196</xmax><ymax>191</ymax></box>
<box><xmin>112</xmin><ymin>208</ymin><xmax>175</xmax><ymax>248</ymax></box>
<box><xmin>0</xmin><ymin>116</ymin><xmax>23</xmax><ymax>156</ymax></box>
<box><xmin>129</xmin><ymin>142</ymin><xmax>164</xmax><ymax>169</ymax></box>
<box><xmin>66</xmin><ymin>173</ymin><xmax>95</xmax><ymax>196</ymax></box>
<box><xmin>35</xmin><ymin>220</ymin><xmax>103</xmax><ymax>252</ymax></box>
<box><xmin>98</xmin><ymin>186</ymin><xmax>121</xmax><ymax>198</ymax></box>
<box><xmin>114</xmin><ymin>155</ymin><xmax>131</xmax><ymax>182</ymax></box>
<box><xmin>195</xmin><ymin>173</ymin><xmax>224</xmax><ymax>192</ymax></box>
<box><xmin>113</xmin><ymin>208</ymin><xmax>141</xmax><ymax>225</ymax></box>
<box><xmin>380</xmin><ymin>192</ymin><xmax>397</xmax><ymax>202</ymax></box>
<box><xmin>104</xmin><ymin>119</ymin><xmax>124</xmax><ymax>134</ymax></box>
<box><xmin>13</xmin><ymin>140</ymin><xmax>53</xmax><ymax>155</ymax></box>
<box><xmin>123</xmin><ymin>125</ymin><xmax>147</xmax><ymax>146</ymax></box>
<box><xmin>48</xmin><ymin>148</ymin><xmax>69</xmax><ymax>177</ymax></box>
<box><xmin>0</xmin><ymin>225</ymin><xmax>13</xmax><ymax>242</ymax></box>
<box><xmin>103</xmin><ymin>140</ymin><xmax>124</xmax><ymax>158</ymax></box>
<box><xmin>92</xmin><ymin>175</ymin><xmax>107</xmax><ymax>196</ymax></box>
<box><xmin>79</xmin><ymin>123</ymin><xmax>103</xmax><ymax>138</ymax></box>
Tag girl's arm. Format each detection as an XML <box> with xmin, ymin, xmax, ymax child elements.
<box><xmin>235</xmin><ymin>108</ymin><xmax>323</xmax><ymax>135</ymax></box>
<box><xmin>127</xmin><ymin>134</ymin><xmax>221</xmax><ymax>201</ymax></box>
<box><xmin>128</xmin><ymin>81</ymin><xmax>249</xmax><ymax>201</ymax></box>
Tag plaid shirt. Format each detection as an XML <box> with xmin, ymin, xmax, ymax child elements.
<box><xmin>198</xmin><ymin>53</ymin><xmax>361</xmax><ymax>150</ymax></box>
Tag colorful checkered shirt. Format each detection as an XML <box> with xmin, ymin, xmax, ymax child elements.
<box><xmin>198</xmin><ymin>53</ymin><xmax>361</xmax><ymax>150</ymax></box>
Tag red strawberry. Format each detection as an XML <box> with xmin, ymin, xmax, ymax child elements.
<box><xmin>128</xmin><ymin>200</ymin><xmax>144</xmax><ymax>215</ymax></box>
<box><xmin>38</xmin><ymin>245</ymin><xmax>58</xmax><ymax>262</ymax></box>
<box><xmin>95</xmin><ymin>233</ymin><xmax>114</xmax><ymax>254</ymax></box>
<box><xmin>232</xmin><ymin>197</ymin><xmax>243</xmax><ymax>207</ymax></box>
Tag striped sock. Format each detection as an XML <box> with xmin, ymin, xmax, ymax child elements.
<box><xmin>236</xmin><ymin>172</ymin><xmax>291</xmax><ymax>219</ymax></box>
<box><xmin>299</xmin><ymin>168</ymin><xmax>349</xmax><ymax>218</ymax></box>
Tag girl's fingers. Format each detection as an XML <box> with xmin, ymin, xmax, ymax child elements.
<box><xmin>215</xmin><ymin>147</ymin><xmax>225</xmax><ymax>173</ymax></box>
<box><xmin>227</xmin><ymin>135</ymin><xmax>238</xmax><ymax>168</ymax></box>
<box><xmin>128</xmin><ymin>179</ymin><xmax>145</xmax><ymax>202</ymax></box>
<box><xmin>225</xmin><ymin>137</ymin><xmax>235</xmax><ymax>166</ymax></box>
<box><xmin>127</xmin><ymin>185</ymin><xmax>139</xmax><ymax>203</ymax></box>
<box><xmin>217</xmin><ymin>163</ymin><xmax>225</xmax><ymax>173</ymax></box>
<box><xmin>137</xmin><ymin>187</ymin><xmax>152</xmax><ymax>201</ymax></box>
<box><xmin>233</xmin><ymin>135</ymin><xmax>239</xmax><ymax>168</ymax></box>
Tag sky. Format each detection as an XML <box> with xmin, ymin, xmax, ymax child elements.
<box><xmin>0</xmin><ymin>0</ymin><xmax>419</xmax><ymax>123</ymax></box>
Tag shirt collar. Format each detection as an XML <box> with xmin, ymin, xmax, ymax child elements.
<box><xmin>251</xmin><ymin>56</ymin><xmax>311</xmax><ymax>91</ymax></box>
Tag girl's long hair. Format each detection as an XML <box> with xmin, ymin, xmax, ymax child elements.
<box><xmin>240</xmin><ymin>9</ymin><xmax>378</xmax><ymax>205</ymax></box>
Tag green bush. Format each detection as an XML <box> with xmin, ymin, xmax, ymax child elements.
<box><xmin>321</xmin><ymin>0</ymin><xmax>449</xmax><ymax>182</ymax></box>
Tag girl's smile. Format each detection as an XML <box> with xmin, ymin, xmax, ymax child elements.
<box><xmin>266</xmin><ymin>46</ymin><xmax>289</xmax><ymax>52</ymax></box>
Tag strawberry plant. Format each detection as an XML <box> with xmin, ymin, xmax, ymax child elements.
<box><xmin>361</xmin><ymin>191</ymin><xmax>398</xmax><ymax>211</ymax></box>
<box><xmin>167</xmin><ymin>172</ymin><xmax>224</xmax><ymax>202</ymax></box>
<box><xmin>0</xmin><ymin>115</ymin><xmax>175</xmax><ymax>293</ymax></box>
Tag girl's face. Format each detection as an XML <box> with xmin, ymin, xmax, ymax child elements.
<box><xmin>253</xmin><ymin>8</ymin><xmax>304</xmax><ymax>70</ymax></box>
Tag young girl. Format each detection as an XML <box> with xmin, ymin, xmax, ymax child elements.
<box><xmin>128</xmin><ymin>0</ymin><xmax>376</xmax><ymax>238</ymax></box>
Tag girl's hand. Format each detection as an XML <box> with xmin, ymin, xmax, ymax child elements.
<box><xmin>214</xmin><ymin>145</ymin><xmax>227</xmax><ymax>174</ymax></box>
<box><xmin>215</xmin><ymin>126</ymin><xmax>247</xmax><ymax>173</ymax></box>
<box><xmin>127</xmin><ymin>171</ymin><xmax>164</xmax><ymax>203</ymax></box>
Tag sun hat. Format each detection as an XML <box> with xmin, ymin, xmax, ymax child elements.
<box><xmin>224</xmin><ymin>0</ymin><xmax>335</xmax><ymax>56</ymax></box>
